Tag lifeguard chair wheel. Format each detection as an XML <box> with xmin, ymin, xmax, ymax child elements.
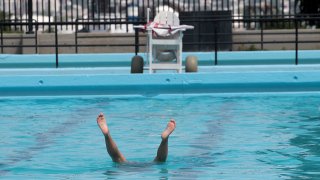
<box><xmin>185</xmin><ymin>56</ymin><xmax>198</xmax><ymax>73</ymax></box>
<box><xmin>131</xmin><ymin>55</ymin><xmax>144</xmax><ymax>73</ymax></box>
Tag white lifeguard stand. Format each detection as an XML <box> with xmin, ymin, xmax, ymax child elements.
<box><xmin>147</xmin><ymin>11</ymin><xmax>183</xmax><ymax>73</ymax></box>
<box><xmin>131</xmin><ymin>9</ymin><xmax>198</xmax><ymax>74</ymax></box>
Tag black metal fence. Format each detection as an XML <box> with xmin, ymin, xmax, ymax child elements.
<box><xmin>1</xmin><ymin>16</ymin><xmax>320</xmax><ymax>67</ymax></box>
<box><xmin>1</xmin><ymin>0</ymin><xmax>319</xmax><ymax>33</ymax></box>
<box><xmin>1</xmin><ymin>0</ymin><xmax>320</xmax><ymax>67</ymax></box>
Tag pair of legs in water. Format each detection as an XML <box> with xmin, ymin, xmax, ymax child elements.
<box><xmin>97</xmin><ymin>113</ymin><xmax>176</xmax><ymax>163</ymax></box>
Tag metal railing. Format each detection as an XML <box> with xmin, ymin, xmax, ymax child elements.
<box><xmin>1</xmin><ymin>15</ymin><xmax>319</xmax><ymax>68</ymax></box>
<box><xmin>0</xmin><ymin>19</ymin><xmax>39</xmax><ymax>53</ymax></box>
<box><xmin>2</xmin><ymin>0</ymin><xmax>317</xmax><ymax>32</ymax></box>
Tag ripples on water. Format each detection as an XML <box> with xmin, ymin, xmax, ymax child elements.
<box><xmin>0</xmin><ymin>94</ymin><xmax>320</xmax><ymax>179</ymax></box>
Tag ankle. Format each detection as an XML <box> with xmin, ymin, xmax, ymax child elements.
<box><xmin>104</xmin><ymin>132</ymin><xmax>111</xmax><ymax>138</ymax></box>
<box><xmin>161</xmin><ymin>136</ymin><xmax>169</xmax><ymax>141</ymax></box>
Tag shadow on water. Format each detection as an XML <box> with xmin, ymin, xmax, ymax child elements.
<box><xmin>256</xmin><ymin>96</ymin><xmax>320</xmax><ymax>179</ymax></box>
<box><xmin>0</xmin><ymin>104</ymin><xmax>96</xmax><ymax>176</ymax></box>
<box><xmin>0</xmin><ymin>120</ymin><xmax>80</xmax><ymax>175</ymax></box>
<box><xmin>288</xmin><ymin>115</ymin><xmax>320</xmax><ymax>179</ymax></box>
<box><xmin>171</xmin><ymin>99</ymin><xmax>235</xmax><ymax>178</ymax></box>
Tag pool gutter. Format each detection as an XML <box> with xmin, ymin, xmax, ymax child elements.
<box><xmin>1</xmin><ymin>65</ymin><xmax>320</xmax><ymax>96</ymax></box>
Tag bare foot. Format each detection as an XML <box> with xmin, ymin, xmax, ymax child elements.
<box><xmin>161</xmin><ymin>119</ymin><xmax>176</xmax><ymax>140</ymax></box>
<box><xmin>97</xmin><ymin>113</ymin><xmax>109</xmax><ymax>136</ymax></box>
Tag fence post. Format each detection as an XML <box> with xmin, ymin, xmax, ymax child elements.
<box><xmin>35</xmin><ymin>21</ymin><xmax>38</xmax><ymax>53</ymax></box>
<box><xmin>55</xmin><ymin>17</ymin><xmax>59</xmax><ymax>68</ymax></box>
<box><xmin>260</xmin><ymin>18</ymin><xmax>264</xmax><ymax>50</ymax></box>
<box><xmin>48</xmin><ymin>0</ymin><xmax>51</xmax><ymax>33</ymax></box>
<box><xmin>134</xmin><ymin>27</ymin><xmax>139</xmax><ymax>55</ymax></box>
<box><xmin>26</xmin><ymin>0</ymin><xmax>34</xmax><ymax>34</ymax></box>
<box><xmin>126</xmin><ymin>0</ymin><xmax>129</xmax><ymax>32</ymax></box>
<box><xmin>1</xmin><ymin>22</ymin><xmax>3</xmax><ymax>53</ymax></box>
<box><xmin>214</xmin><ymin>24</ymin><xmax>218</xmax><ymax>65</ymax></box>
<box><xmin>295</xmin><ymin>17</ymin><xmax>298</xmax><ymax>65</ymax></box>
<box><xmin>75</xmin><ymin>19</ymin><xmax>78</xmax><ymax>54</ymax></box>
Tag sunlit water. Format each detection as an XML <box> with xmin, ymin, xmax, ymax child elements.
<box><xmin>1</xmin><ymin>93</ymin><xmax>320</xmax><ymax>179</ymax></box>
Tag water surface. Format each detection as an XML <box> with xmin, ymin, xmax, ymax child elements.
<box><xmin>1</xmin><ymin>93</ymin><xmax>320</xmax><ymax>179</ymax></box>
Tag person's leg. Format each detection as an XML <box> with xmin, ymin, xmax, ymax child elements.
<box><xmin>97</xmin><ymin>113</ymin><xmax>126</xmax><ymax>163</ymax></box>
<box><xmin>154</xmin><ymin>119</ymin><xmax>176</xmax><ymax>162</ymax></box>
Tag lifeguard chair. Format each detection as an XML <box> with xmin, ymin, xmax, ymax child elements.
<box><xmin>131</xmin><ymin>10</ymin><xmax>198</xmax><ymax>73</ymax></box>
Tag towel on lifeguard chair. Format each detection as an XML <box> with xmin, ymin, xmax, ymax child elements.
<box><xmin>140</xmin><ymin>21</ymin><xmax>194</xmax><ymax>37</ymax></box>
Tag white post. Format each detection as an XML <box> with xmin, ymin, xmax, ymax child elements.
<box><xmin>147</xmin><ymin>8</ymin><xmax>151</xmax><ymax>22</ymax></box>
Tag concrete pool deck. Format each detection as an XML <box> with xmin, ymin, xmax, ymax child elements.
<box><xmin>0</xmin><ymin>50</ymin><xmax>320</xmax><ymax>96</ymax></box>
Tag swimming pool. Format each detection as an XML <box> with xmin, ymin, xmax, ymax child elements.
<box><xmin>1</xmin><ymin>50</ymin><xmax>320</xmax><ymax>179</ymax></box>
<box><xmin>1</xmin><ymin>94</ymin><xmax>320</xmax><ymax>179</ymax></box>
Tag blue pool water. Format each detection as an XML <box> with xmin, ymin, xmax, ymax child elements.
<box><xmin>1</xmin><ymin>93</ymin><xmax>320</xmax><ymax>179</ymax></box>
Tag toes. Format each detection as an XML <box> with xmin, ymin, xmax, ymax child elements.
<box><xmin>169</xmin><ymin>119</ymin><xmax>176</xmax><ymax>127</ymax></box>
<box><xmin>97</xmin><ymin>113</ymin><xmax>104</xmax><ymax>119</ymax></box>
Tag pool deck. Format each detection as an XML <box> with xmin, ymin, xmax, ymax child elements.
<box><xmin>1</xmin><ymin>50</ymin><xmax>320</xmax><ymax>97</ymax></box>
